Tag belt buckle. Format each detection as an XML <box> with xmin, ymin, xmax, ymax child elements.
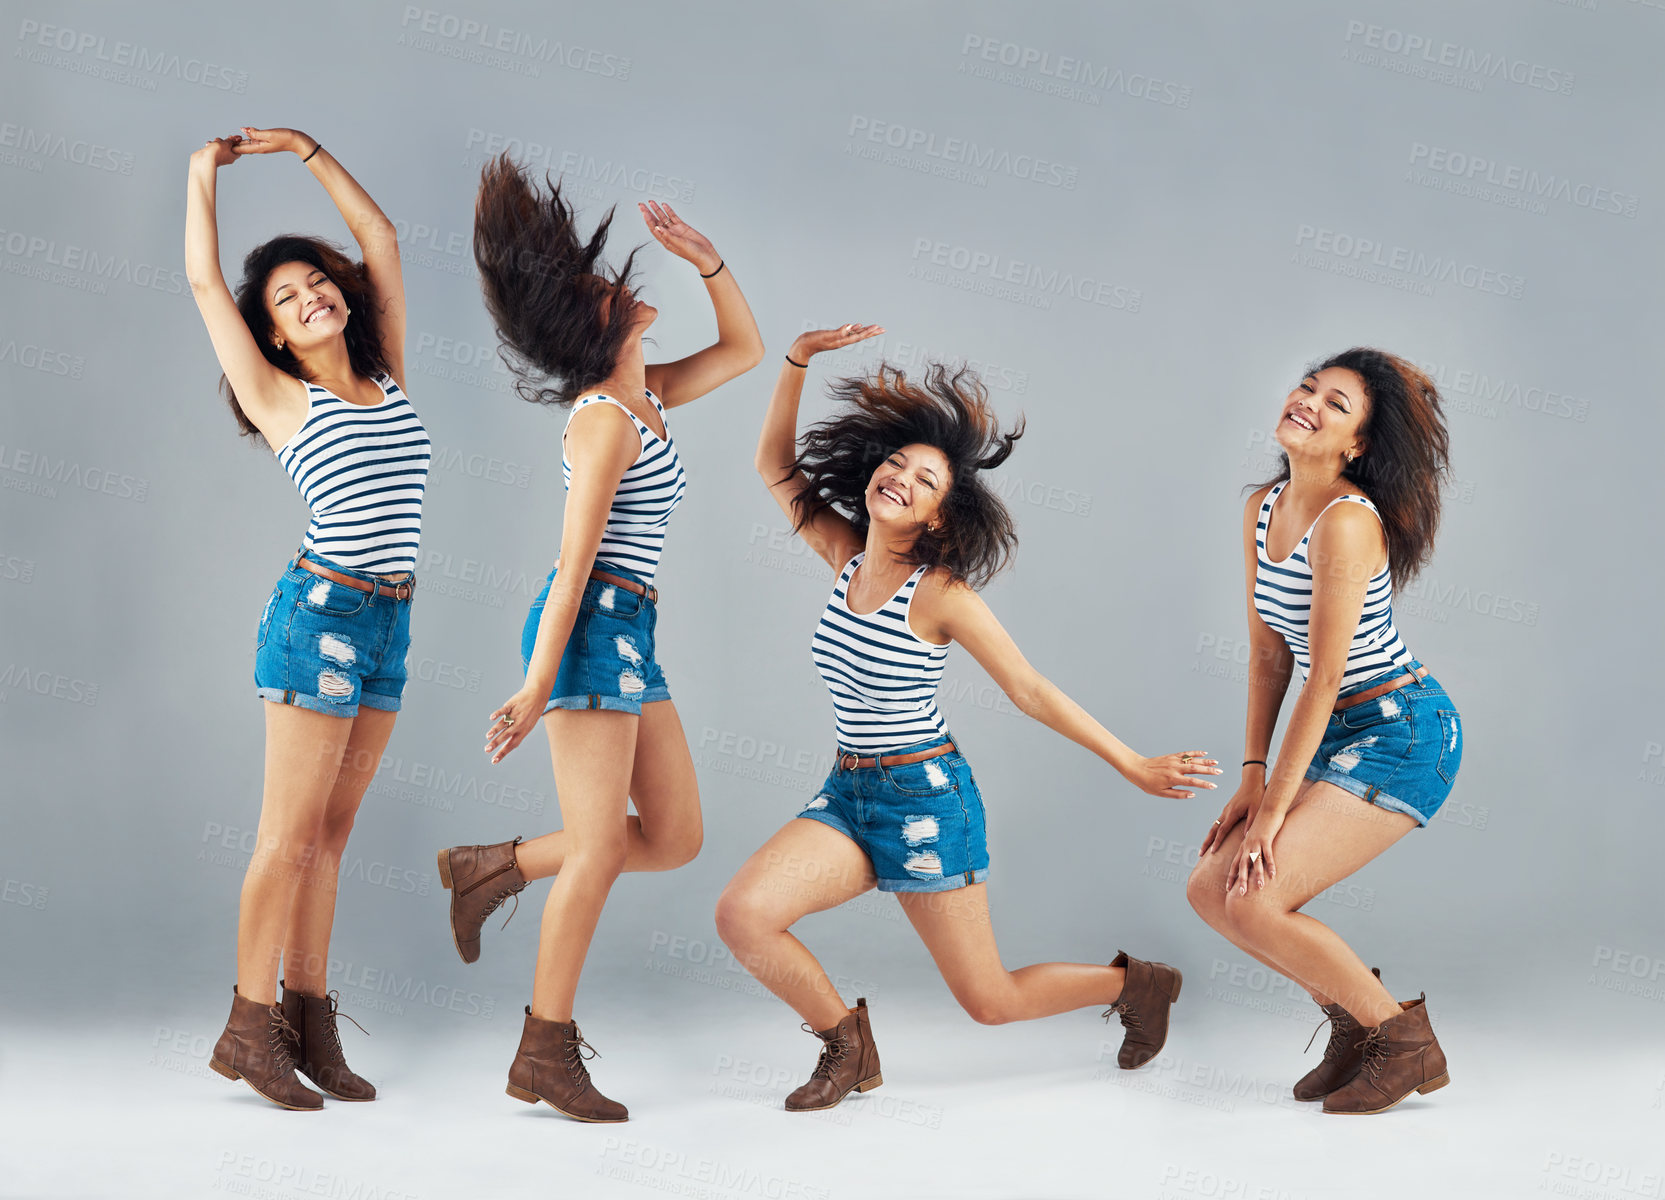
<box><xmin>838</xmin><ymin>751</ymin><xmax>859</xmax><ymax>772</ymax></box>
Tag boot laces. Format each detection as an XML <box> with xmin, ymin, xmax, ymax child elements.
<box><xmin>268</xmin><ymin>1006</ymin><xmax>303</xmax><ymax>1073</ymax></box>
<box><xmin>1102</xmin><ymin>999</ymin><xmax>1142</xmax><ymax>1033</ymax></box>
<box><xmin>1303</xmin><ymin>1011</ymin><xmax>1357</xmax><ymax>1059</ymax></box>
<box><xmin>802</xmin><ymin>1023</ymin><xmax>852</xmax><ymax>1082</ymax></box>
<box><xmin>1356</xmin><ymin>1025</ymin><xmax>1391</xmax><ymax>1082</ymax></box>
<box><xmin>480</xmin><ymin>886</ymin><xmax>521</xmax><ymax>932</ymax></box>
<box><xmin>319</xmin><ymin>990</ymin><xmax>369</xmax><ymax>1061</ymax></box>
<box><xmin>564</xmin><ymin>1027</ymin><xmax>600</xmax><ymax>1083</ymax></box>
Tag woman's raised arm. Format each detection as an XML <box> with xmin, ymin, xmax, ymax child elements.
<box><xmin>638</xmin><ymin>202</ymin><xmax>764</xmax><ymax>406</ymax></box>
<box><xmin>754</xmin><ymin>326</ymin><xmax>882</xmax><ymax>570</ymax></box>
<box><xmin>234</xmin><ymin>127</ymin><xmax>406</xmax><ymax>385</ymax></box>
<box><xmin>184</xmin><ymin>136</ymin><xmax>299</xmax><ymax>436</ymax></box>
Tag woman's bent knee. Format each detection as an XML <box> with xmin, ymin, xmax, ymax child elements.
<box><xmin>959</xmin><ymin>989</ymin><xmax>1019</xmax><ymax>1026</ymax></box>
<box><xmin>714</xmin><ymin>884</ymin><xmax>772</xmax><ymax>949</ymax></box>
<box><xmin>1186</xmin><ymin>864</ymin><xmax>1227</xmax><ymax>918</ymax></box>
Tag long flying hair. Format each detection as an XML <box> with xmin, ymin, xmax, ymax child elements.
<box><xmin>473</xmin><ymin>154</ymin><xmax>642</xmax><ymax>406</ymax></box>
<box><xmin>789</xmin><ymin>361</ymin><xmax>1025</xmax><ymax>589</ymax></box>
<box><xmin>1255</xmin><ymin>346</ymin><xmax>1451</xmax><ymax>589</ymax></box>
<box><xmin>221</xmin><ymin>234</ymin><xmax>388</xmax><ymax>446</ymax></box>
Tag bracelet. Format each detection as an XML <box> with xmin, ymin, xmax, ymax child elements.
<box><xmin>301</xmin><ymin>142</ymin><xmax>322</xmax><ymax>164</ymax></box>
<box><xmin>699</xmin><ymin>259</ymin><xmax>725</xmax><ymax>279</ymax></box>
<box><xmin>784</xmin><ymin>354</ymin><xmax>808</xmax><ymax>369</ymax></box>
<box><xmin>1242</xmin><ymin>759</ymin><xmax>1268</xmax><ymax>769</ymax></box>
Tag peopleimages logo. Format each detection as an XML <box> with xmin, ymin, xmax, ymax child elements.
<box><xmin>958</xmin><ymin>35</ymin><xmax>1193</xmax><ymax>108</ymax></box>
<box><xmin>847</xmin><ymin>117</ymin><xmax>1079</xmax><ymax>189</ymax></box>
<box><xmin>1293</xmin><ymin>225</ymin><xmax>1526</xmax><ymax>299</ymax></box>
<box><xmin>1341</xmin><ymin>20</ymin><xmax>1574</xmax><ymax>95</ymax></box>
<box><xmin>1408</xmin><ymin>143</ymin><xmax>1639</xmax><ymax>218</ymax></box>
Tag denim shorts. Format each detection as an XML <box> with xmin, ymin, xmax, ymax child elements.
<box><xmin>521</xmin><ymin>560</ymin><xmax>670</xmax><ymax>715</ymax></box>
<box><xmin>796</xmin><ymin>733</ymin><xmax>990</xmax><ymax>893</ymax></box>
<box><xmin>254</xmin><ymin>549</ymin><xmax>415</xmax><ymax>718</ymax></box>
<box><xmin>1303</xmin><ymin>660</ymin><xmax>1462</xmax><ymax>827</ymax></box>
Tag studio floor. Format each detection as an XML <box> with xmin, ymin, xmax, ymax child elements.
<box><xmin>4</xmin><ymin>982</ymin><xmax>1655</xmax><ymax>1200</ymax></box>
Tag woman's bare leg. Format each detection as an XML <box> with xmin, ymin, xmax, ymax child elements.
<box><xmin>897</xmin><ymin>884</ymin><xmax>1125</xmax><ymax>1024</ymax></box>
<box><xmin>513</xmin><ymin>698</ymin><xmax>702</xmax><ymax>880</ymax></box>
<box><xmin>280</xmin><ymin>706</ymin><xmax>398</xmax><ymax>994</ymax></box>
<box><xmin>235</xmin><ymin>702</ymin><xmax>352</xmax><ymax>1005</ymax></box>
<box><xmin>716</xmin><ymin>819</ymin><xmax>879</xmax><ymax>1030</ymax></box>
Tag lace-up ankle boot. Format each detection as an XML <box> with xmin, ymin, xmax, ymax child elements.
<box><xmin>1322</xmin><ymin>994</ymin><xmax>1450</xmax><ymax>1115</ymax></box>
<box><xmin>281</xmin><ymin>982</ymin><xmax>376</xmax><ymax>1101</ymax></box>
<box><xmin>504</xmin><ymin>1006</ymin><xmax>627</xmax><ymax>1122</ymax></box>
<box><xmin>209</xmin><ymin>986</ymin><xmax>323</xmax><ymax>1110</ymax></box>
<box><xmin>785</xmin><ymin>997</ymin><xmax>883</xmax><ymax>1112</ymax></box>
<box><xmin>1102</xmin><ymin>950</ymin><xmax>1183</xmax><ymax>1068</ymax></box>
<box><xmin>438</xmin><ymin>836</ymin><xmax>527</xmax><ymax>964</ymax></box>
<box><xmin>1293</xmin><ymin>966</ymin><xmax>1380</xmax><ymax>1101</ymax></box>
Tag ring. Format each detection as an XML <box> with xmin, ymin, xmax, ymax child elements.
<box><xmin>1248</xmin><ymin>850</ymin><xmax>1261</xmax><ymax>864</ymax></box>
<box><xmin>500</xmin><ymin>714</ymin><xmax>515</xmax><ymax>727</ymax></box>
<box><xmin>1213</xmin><ymin>819</ymin><xmax>1222</xmax><ymax>826</ymax></box>
<box><xmin>1180</xmin><ymin>753</ymin><xmax>1194</xmax><ymax>763</ymax></box>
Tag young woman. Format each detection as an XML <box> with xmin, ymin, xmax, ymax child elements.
<box><xmin>714</xmin><ymin>325</ymin><xmax>1222</xmax><ymax>1112</ymax></box>
<box><xmin>1186</xmin><ymin>348</ymin><xmax>1461</xmax><ymax>1116</ymax></box>
<box><xmin>186</xmin><ymin>128</ymin><xmax>428</xmax><ymax>1110</ymax></box>
<box><xmin>438</xmin><ymin>157</ymin><xmax>763</xmax><ymax>1123</ymax></box>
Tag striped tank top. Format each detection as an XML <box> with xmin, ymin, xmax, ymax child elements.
<box><xmin>276</xmin><ymin>372</ymin><xmax>431</xmax><ymax>574</ymax></box>
<box><xmin>1253</xmin><ymin>480</ymin><xmax>1415</xmax><ymax>688</ymax></box>
<box><xmin>560</xmin><ymin>389</ymin><xmax>686</xmax><ymax>584</ymax></box>
<box><xmin>812</xmin><ymin>553</ymin><xmax>951</xmax><ymax>753</ymax></box>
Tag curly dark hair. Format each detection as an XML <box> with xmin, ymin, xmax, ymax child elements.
<box><xmin>1254</xmin><ymin>346</ymin><xmax>1452</xmax><ymax>589</ymax></box>
<box><xmin>473</xmin><ymin>153</ymin><xmax>643</xmax><ymax>407</ymax></box>
<box><xmin>221</xmin><ymin>234</ymin><xmax>390</xmax><ymax>447</ymax></box>
<box><xmin>789</xmin><ymin>361</ymin><xmax>1025</xmax><ymax>589</ymax></box>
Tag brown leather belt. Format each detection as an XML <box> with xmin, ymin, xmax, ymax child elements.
<box><xmin>294</xmin><ymin>555</ymin><xmax>414</xmax><ymax>600</ymax></box>
<box><xmin>553</xmin><ymin>558</ymin><xmax>658</xmax><ymax>604</ymax></box>
<box><xmin>1333</xmin><ymin>665</ymin><xmax>1429</xmax><ymax>712</ymax></box>
<box><xmin>836</xmin><ymin>741</ymin><xmax>956</xmax><ymax>772</ymax></box>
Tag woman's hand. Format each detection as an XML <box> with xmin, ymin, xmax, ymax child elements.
<box><xmin>789</xmin><ymin>324</ymin><xmax>885</xmax><ymax>363</ymax></box>
<box><xmin>1124</xmin><ymin>752</ymin><xmax>1221</xmax><ymax>799</ymax></box>
<box><xmin>485</xmin><ymin>688</ymin><xmax>545</xmax><ymax>764</ymax></box>
<box><xmin>1228</xmin><ymin>806</ymin><xmax>1287</xmax><ymax>895</ymax></box>
<box><xmin>191</xmin><ymin>136</ymin><xmax>242</xmax><ymax>170</ymax></box>
<box><xmin>638</xmin><ymin>201</ymin><xmax>722</xmax><ymax>274</ymax></box>
<box><xmin>233</xmin><ymin>127</ymin><xmax>315</xmax><ymax>157</ymax></box>
<box><xmin>1199</xmin><ymin>782</ymin><xmax>1257</xmax><ymax>856</ymax></box>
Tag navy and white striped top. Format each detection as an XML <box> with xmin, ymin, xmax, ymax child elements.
<box><xmin>1253</xmin><ymin>480</ymin><xmax>1415</xmax><ymax>688</ymax></box>
<box><xmin>812</xmin><ymin>553</ymin><xmax>951</xmax><ymax>753</ymax></box>
<box><xmin>275</xmin><ymin>372</ymin><xmax>431</xmax><ymax>574</ymax></box>
<box><xmin>560</xmin><ymin>389</ymin><xmax>686</xmax><ymax>584</ymax></box>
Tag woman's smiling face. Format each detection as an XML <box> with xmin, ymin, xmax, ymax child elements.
<box><xmin>865</xmin><ymin>443</ymin><xmax>952</xmax><ymax>533</ymax></box>
<box><xmin>264</xmin><ymin>260</ymin><xmax>348</xmax><ymax>351</ymax></box>
<box><xmin>1276</xmin><ymin>365</ymin><xmax>1369</xmax><ymax>465</ymax></box>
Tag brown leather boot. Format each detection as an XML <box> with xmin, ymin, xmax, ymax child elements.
<box><xmin>504</xmin><ymin>1006</ymin><xmax>628</xmax><ymax>1123</ymax></box>
<box><xmin>281</xmin><ymin>982</ymin><xmax>376</xmax><ymax>1101</ymax></box>
<box><xmin>209</xmin><ymin>986</ymin><xmax>323</xmax><ymax>1110</ymax></box>
<box><xmin>1292</xmin><ymin>966</ymin><xmax>1381</xmax><ymax>1101</ymax></box>
<box><xmin>1322</xmin><ymin>994</ymin><xmax>1450</xmax><ymax>1115</ymax></box>
<box><xmin>1102</xmin><ymin>950</ymin><xmax>1183</xmax><ymax>1069</ymax></box>
<box><xmin>785</xmin><ymin>997</ymin><xmax>883</xmax><ymax>1112</ymax></box>
<box><xmin>438</xmin><ymin>836</ymin><xmax>527</xmax><ymax>964</ymax></box>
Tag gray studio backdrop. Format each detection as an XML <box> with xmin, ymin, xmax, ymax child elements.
<box><xmin>2</xmin><ymin>0</ymin><xmax>1659</xmax><ymax>1050</ymax></box>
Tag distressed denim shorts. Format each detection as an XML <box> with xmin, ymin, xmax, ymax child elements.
<box><xmin>254</xmin><ymin>549</ymin><xmax>414</xmax><ymax>718</ymax></box>
<box><xmin>521</xmin><ymin>559</ymin><xmax>670</xmax><ymax>715</ymax></box>
<box><xmin>1303</xmin><ymin>660</ymin><xmax>1462</xmax><ymax>827</ymax></box>
<box><xmin>796</xmin><ymin>733</ymin><xmax>990</xmax><ymax>893</ymax></box>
